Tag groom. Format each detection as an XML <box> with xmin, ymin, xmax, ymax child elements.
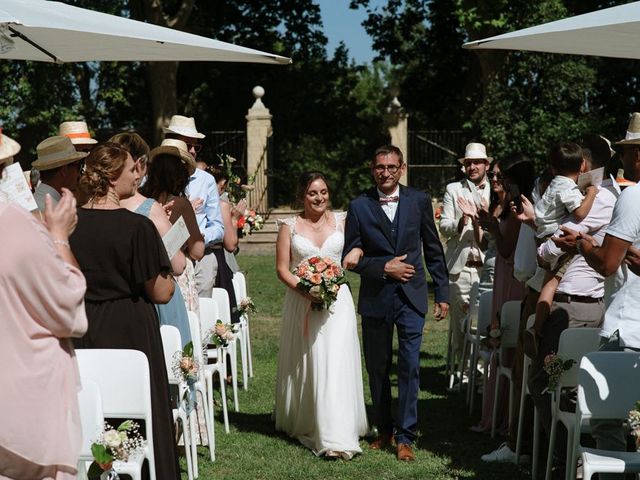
<box><xmin>343</xmin><ymin>145</ymin><xmax>449</xmax><ymax>461</ymax></box>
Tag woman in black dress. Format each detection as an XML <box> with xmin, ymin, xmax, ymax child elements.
<box><xmin>70</xmin><ymin>142</ymin><xmax>180</xmax><ymax>479</ymax></box>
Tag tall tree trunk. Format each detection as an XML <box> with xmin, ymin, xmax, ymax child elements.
<box><xmin>146</xmin><ymin>61</ymin><xmax>178</xmax><ymax>145</ymax></box>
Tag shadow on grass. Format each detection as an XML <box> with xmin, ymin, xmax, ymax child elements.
<box><xmin>228</xmin><ymin>411</ymin><xmax>304</xmax><ymax>448</ymax></box>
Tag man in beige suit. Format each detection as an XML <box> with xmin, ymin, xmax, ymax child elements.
<box><xmin>440</xmin><ymin>142</ymin><xmax>491</xmax><ymax>389</ymax></box>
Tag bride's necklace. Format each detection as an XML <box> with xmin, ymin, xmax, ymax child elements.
<box><xmin>88</xmin><ymin>189</ymin><xmax>121</xmax><ymax>209</ymax></box>
<box><xmin>303</xmin><ymin>212</ymin><xmax>327</xmax><ymax>231</ymax></box>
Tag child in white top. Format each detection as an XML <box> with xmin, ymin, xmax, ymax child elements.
<box><xmin>523</xmin><ymin>143</ymin><xmax>598</xmax><ymax>358</ymax></box>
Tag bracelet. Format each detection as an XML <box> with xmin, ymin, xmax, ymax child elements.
<box><xmin>52</xmin><ymin>239</ymin><xmax>70</xmax><ymax>248</ymax></box>
<box><xmin>576</xmin><ymin>235</ymin><xmax>584</xmax><ymax>255</ymax></box>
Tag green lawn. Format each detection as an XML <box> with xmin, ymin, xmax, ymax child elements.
<box><xmin>184</xmin><ymin>255</ymin><xmax>531</xmax><ymax>479</ymax></box>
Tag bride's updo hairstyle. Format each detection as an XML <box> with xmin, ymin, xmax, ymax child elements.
<box><xmin>79</xmin><ymin>142</ymin><xmax>130</xmax><ymax>199</ymax></box>
<box><xmin>294</xmin><ymin>171</ymin><xmax>331</xmax><ymax>209</ymax></box>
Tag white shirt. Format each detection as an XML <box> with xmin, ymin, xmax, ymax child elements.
<box><xmin>377</xmin><ymin>186</ymin><xmax>400</xmax><ymax>222</ymax></box>
<box><xmin>538</xmin><ymin>179</ymin><xmax>618</xmax><ymax>299</ymax></box>
<box><xmin>601</xmin><ymin>183</ymin><xmax>640</xmax><ymax>348</ymax></box>
<box><xmin>534</xmin><ymin>175</ymin><xmax>583</xmax><ymax>238</ymax></box>
<box><xmin>33</xmin><ymin>182</ymin><xmax>61</xmax><ymax>212</ymax></box>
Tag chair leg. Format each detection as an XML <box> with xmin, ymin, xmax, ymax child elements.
<box><xmin>515</xmin><ymin>385</ymin><xmax>527</xmax><ymax>463</ymax></box>
<box><xmin>446</xmin><ymin>321</ymin><xmax>455</xmax><ymax>389</ymax></box>
<box><xmin>239</xmin><ymin>325</ymin><xmax>248</xmax><ymax>390</ymax></box>
<box><xmin>545</xmin><ymin>412</ymin><xmax>558</xmax><ymax>480</ymax></box>
<box><xmin>229</xmin><ymin>344</ymin><xmax>239</xmax><ymax>412</ymax></box>
<box><xmin>218</xmin><ymin>367</ymin><xmax>230</xmax><ymax>433</ymax></box>
<box><xmin>491</xmin><ymin>365</ymin><xmax>501</xmax><ymax>438</ymax></box>
<box><xmin>246</xmin><ymin>318</ymin><xmax>254</xmax><ymax>378</ymax></box>
<box><xmin>467</xmin><ymin>342</ymin><xmax>475</xmax><ymax>407</ymax></box>
<box><xmin>187</xmin><ymin>410</ymin><xmax>198</xmax><ymax>478</ymax></box>
<box><xmin>532</xmin><ymin>408</ymin><xmax>540</xmax><ymax>479</ymax></box>
<box><xmin>564</xmin><ymin>425</ymin><xmax>574</xmax><ymax>480</ymax></box>
<box><xmin>196</xmin><ymin>384</ymin><xmax>215</xmax><ymax>462</ymax></box>
<box><xmin>458</xmin><ymin>334</ymin><xmax>469</xmax><ymax>393</ymax></box>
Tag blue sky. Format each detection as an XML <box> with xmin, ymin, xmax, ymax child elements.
<box><xmin>317</xmin><ymin>0</ymin><xmax>386</xmax><ymax>64</ymax></box>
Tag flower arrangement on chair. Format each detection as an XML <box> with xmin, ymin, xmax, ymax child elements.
<box><xmin>237</xmin><ymin>296</ymin><xmax>257</xmax><ymax>317</ymax></box>
<box><xmin>171</xmin><ymin>341</ymin><xmax>201</xmax><ymax>413</ymax></box>
<box><xmin>626</xmin><ymin>401</ymin><xmax>640</xmax><ymax>451</ymax></box>
<box><xmin>88</xmin><ymin>420</ymin><xmax>145</xmax><ymax>479</ymax></box>
<box><xmin>542</xmin><ymin>352</ymin><xmax>575</xmax><ymax>394</ymax></box>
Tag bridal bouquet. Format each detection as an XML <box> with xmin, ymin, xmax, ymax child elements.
<box><xmin>293</xmin><ymin>256</ymin><xmax>347</xmax><ymax>310</ymax></box>
<box><xmin>237</xmin><ymin>209</ymin><xmax>264</xmax><ymax>235</ymax></box>
<box><xmin>543</xmin><ymin>352</ymin><xmax>575</xmax><ymax>394</ymax></box>
<box><xmin>88</xmin><ymin>420</ymin><xmax>145</xmax><ymax>479</ymax></box>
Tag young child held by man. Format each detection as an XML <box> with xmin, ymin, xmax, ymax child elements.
<box><xmin>523</xmin><ymin>142</ymin><xmax>598</xmax><ymax>358</ymax></box>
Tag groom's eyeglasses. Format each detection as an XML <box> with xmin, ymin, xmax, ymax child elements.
<box><xmin>374</xmin><ymin>164</ymin><xmax>401</xmax><ymax>174</ymax></box>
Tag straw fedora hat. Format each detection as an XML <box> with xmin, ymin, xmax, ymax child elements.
<box><xmin>162</xmin><ymin>115</ymin><xmax>205</xmax><ymax>139</ymax></box>
<box><xmin>31</xmin><ymin>136</ymin><xmax>88</xmax><ymax>171</ymax></box>
<box><xmin>458</xmin><ymin>142</ymin><xmax>492</xmax><ymax>164</ymax></box>
<box><xmin>0</xmin><ymin>131</ymin><xmax>21</xmax><ymax>165</ymax></box>
<box><xmin>149</xmin><ymin>139</ymin><xmax>196</xmax><ymax>175</ymax></box>
<box><xmin>616</xmin><ymin>112</ymin><xmax>640</xmax><ymax>145</ymax></box>
<box><xmin>58</xmin><ymin>120</ymin><xmax>98</xmax><ymax>145</ymax></box>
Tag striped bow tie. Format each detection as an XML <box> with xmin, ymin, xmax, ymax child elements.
<box><xmin>379</xmin><ymin>196</ymin><xmax>399</xmax><ymax>204</ymax></box>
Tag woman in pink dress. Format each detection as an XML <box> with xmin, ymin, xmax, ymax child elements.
<box><xmin>0</xmin><ymin>133</ymin><xmax>88</xmax><ymax>479</ymax></box>
<box><xmin>472</xmin><ymin>154</ymin><xmax>534</xmax><ymax>434</ymax></box>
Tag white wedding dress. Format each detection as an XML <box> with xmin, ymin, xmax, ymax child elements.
<box><xmin>274</xmin><ymin>212</ymin><xmax>369</xmax><ymax>458</ymax></box>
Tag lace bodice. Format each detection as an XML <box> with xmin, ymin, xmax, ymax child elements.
<box><xmin>278</xmin><ymin>211</ymin><xmax>347</xmax><ymax>268</ymax></box>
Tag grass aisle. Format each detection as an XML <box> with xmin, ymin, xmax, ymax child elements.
<box><xmin>188</xmin><ymin>255</ymin><xmax>532</xmax><ymax>479</ymax></box>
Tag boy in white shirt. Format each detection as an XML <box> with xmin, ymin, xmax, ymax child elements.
<box><xmin>523</xmin><ymin>142</ymin><xmax>598</xmax><ymax>357</ymax></box>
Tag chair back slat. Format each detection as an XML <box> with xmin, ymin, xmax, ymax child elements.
<box><xmin>78</xmin><ymin>379</ymin><xmax>104</xmax><ymax>458</ymax></box>
<box><xmin>477</xmin><ymin>290</ymin><xmax>494</xmax><ymax>336</ymax></box>
<box><xmin>212</xmin><ymin>288</ymin><xmax>232</xmax><ymax>324</ymax></box>
<box><xmin>499</xmin><ymin>301</ymin><xmax>521</xmax><ymax>352</ymax></box>
<box><xmin>199</xmin><ymin>297</ymin><xmax>220</xmax><ymax>338</ymax></box>
<box><xmin>160</xmin><ymin>325</ymin><xmax>182</xmax><ymax>383</ymax></box>
<box><xmin>578</xmin><ymin>351</ymin><xmax>640</xmax><ymax>419</ymax></box>
<box><xmin>557</xmin><ymin>328</ymin><xmax>602</xmax><ymax>388</ymax></box>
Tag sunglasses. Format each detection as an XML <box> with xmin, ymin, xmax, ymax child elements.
<box><xmin>187</xmin><ymin>143</ymin><xmax>203</xmax><ymax>153</ymax></box>
<box><xmin>487</xmin><ymin>171</ymin><xmax>504</xmax><ymax>181</ymax></box>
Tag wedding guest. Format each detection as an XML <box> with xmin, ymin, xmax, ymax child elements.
<box><xmin>141</xmin><ymin>139</ymin><xmax>205</xmax><ymax>315</ymax></box>
<box><xmin>58</xmin><ymin>120</ymin><xmax>98</xmax><ymax>153</ymax></box>
<box><xmin>0</xmin><ymin>133</ymin><xmax>88</xmax><ymax>480</ymax></box>
<box><xmin>31</xmin><ymin>136</ymin><xmax>88</xmax><ymax>211</ymax></box>
<box><xmin>163</xmin><ymin>115</ymin><xmax>224</xmax><ymax>297</ymax></box>
<box><xmin>472</xmin><ymin>154</ymin><xmax>533</xmax><ymax>435</ymax></box>
<box><xmin>71</xmin><ymin>142</ymin><xmax>180</xmax><ymax>479</ymax></box>
<box><xmin>439</xmin><ymin>143</ymin><xmax>491</xmax><ymax>388</ymax></box>
<box><xmin>112</xmin><ymin>132</ymin><xmax>194</xmax><ymax>346</ymax></box>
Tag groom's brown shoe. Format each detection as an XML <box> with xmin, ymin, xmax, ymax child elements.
<box><xmin>369</xmin><ymin>433</ymin><xmax>393</xmax><ymax>450</ymax></box>
<box><xmin>397</xmin><ymin>443</ymin><xmax>416</xmax><ymax>461</ymax></box>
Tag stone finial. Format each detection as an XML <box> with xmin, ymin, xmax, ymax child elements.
<box><xmin>251</xmin><ymin>85</ymin><xmax>266</xmax><ymax>109</ymax></box>
<box><xmin>387</xmin><ymin>96</ymin><xmax>404</xmax><ymax>115</ymax></box>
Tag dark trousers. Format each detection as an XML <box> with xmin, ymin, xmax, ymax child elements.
<box><xmin>362</xmin><ymin>289</ymin><xmax>425</xmax><ymax>445</ymax></box>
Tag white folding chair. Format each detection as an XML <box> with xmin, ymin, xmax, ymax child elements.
<box><xmin>454</xmin><ymin>281</ymin><xmax>479</xmax><ymax>394</ymax></box>
<box><xmin>76</xmin><ymin>349</ymin><xmax>156</xmax><ymax>480</ymax></box>
<box><xmin>491</xmin><ymin>300</ymin><xmax>521</xmax><ymax>438</ymax></box>
<box><xmin>468</xmin><ymin>290</ymin><xmax>494</xmax><ymax>413</ymax></box>
<box><xmin>234</xmin><ymin>271</ymin><xmax>253</xmax><ymax>378</ymax></box>
<box><xmin>160</xmin><ymin>325</ymin><xmax>195</xmax><ymax>480</ymax></box>
<box><xmin>232</xmin><ymin>272</ymin><xmax>250</xmax><ymax>389</ymax></box>
<box><xmin>212</xmin><ymin>287</ymin><xmax>240</xmax><ymax>412</ymax></box>
<box><xmin>540</xmin><ymin>328</ymin><xmax>604</xmax><ymax>480</ymax></box>
<box><xmin>187</xmin><ymin>311</ymin><xmax>216</xmax><ymax>461</ymax></box>
<box><xmin>515</xmin><ymin>315</ymin><xmax>541</xmax><ymax>477</ymax></box>
<box><xmin>569</xmin><ymin>352</ymin><xmax>640</xmax><ymax>480</ymax></box>
<box><xmin>199</xmin><ymin>297</ymin><xmax>231</xmax><ymax>433</ymax></box>
<box><xmin>77</xmin><ymin>379</ymin><xmax>145</xmax><ymax>480</ymax></box>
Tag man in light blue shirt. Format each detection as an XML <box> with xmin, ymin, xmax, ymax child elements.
<box><xmin>164</xmin><ymin>115</ymin><xmax>224</xmax><ymax>297</ymax></box>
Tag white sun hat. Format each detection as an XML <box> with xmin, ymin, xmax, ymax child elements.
<box><xmin>616</xmin><ymin>112</ymin><xmax>640</xmax><ymax>146</ymax></box>
<box><xmin>458</xmin><ymin>142</ymin><xmax>492</xmax><ymax>164</ymax></box>
<box><xmin>0</xmin><ymin>130</ymin><xmax>21</xmax><ymax>165</ymax></box>
<box><xmin>162</xmin><ymin>115</ymin><xmax>205</xmax><ymax>139</ymax></box>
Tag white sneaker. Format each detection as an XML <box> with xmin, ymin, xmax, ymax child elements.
<box><xmin>481</xmin><ymin>443</ymin><xmax>517</xmax><ymax>463</ymax></box>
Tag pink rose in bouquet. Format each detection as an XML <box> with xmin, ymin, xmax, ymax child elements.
<box><xmin>293</xmin><ymin>255</ymin><xmax>348</xmax><ymax>310</ymax></box>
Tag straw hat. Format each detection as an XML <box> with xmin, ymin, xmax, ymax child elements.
<box><xmin>458</xmin><ymin>142</ymin><xmax>492</xmax><ymax>164</ymax></box>
<box><xmin>162</xmin><ymin>115</ymin><xmax>205</xmax><ymax>139</ymax></box>
<box><xmin>616</xmin><ymin>112</ymin><xmax>640</xmax><ymax>145</ymax></box>
<box><xmin>0</xmin><ymin>130</ymin><xmax>21</xmax><ymax>165</ymax></box>
<box><xmin>31</xmin><ymin>136</ymin><xmax>88</xmax><ymax>171</ymax></box>
<box><xmin>58</xmin><ymin>120</ymin><xmax>98</xmax><ymax>145</ymax></box>
<box><xmin>149</xmin><ymin>139</ymin><xmax>196</xmax><ymax>175</ymax></box>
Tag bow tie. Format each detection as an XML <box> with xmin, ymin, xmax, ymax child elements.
<box><xmin>379</xmin><ymin>196</ymin><xmax>399</xmax><ymax>204</ymax></box>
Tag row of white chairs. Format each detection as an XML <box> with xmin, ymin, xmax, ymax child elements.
<box><xmin>456</xmin><ymin>287</ymin><xmax>640</xmax><ymax>480</ymax></box>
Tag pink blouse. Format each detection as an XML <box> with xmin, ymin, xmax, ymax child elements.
<box><xmin>0</xmin><ymin>203</ymin><xmax>88</xmax><ymax>478</ymax></box>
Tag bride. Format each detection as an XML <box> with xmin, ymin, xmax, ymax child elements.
<box><xmin>274</xmin><ymin>171</ymin><xmax>368</xmax><ymax>459</ymax></box>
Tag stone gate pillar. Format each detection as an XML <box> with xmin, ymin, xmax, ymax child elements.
<box><xmin>385</xmin><ymin>96</ymin><xmax>409</xmax><ymax>185</ymax></box>
<box><xmin>246</xmin><ymin>86</ymin><xmax>272</xmax><ymax>212</ymax></box>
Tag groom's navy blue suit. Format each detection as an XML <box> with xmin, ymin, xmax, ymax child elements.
<box><xmin>344</xmin><ymin>185</ymin><xmax>449</xmax><ymax>445</ymax></box>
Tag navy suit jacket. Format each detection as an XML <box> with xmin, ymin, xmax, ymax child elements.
<box><xmin>343</xmin><ymin>185</ymin><xmax>449</xmax><ymax>318</ymax></box>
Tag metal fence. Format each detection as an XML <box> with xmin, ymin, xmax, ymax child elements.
<box><xmin>205</xmin><ymin>130</ymin><xmax>247</xmax><ymax>177</ymax></box>
<box><xmin>408</xmin><ymin>130</ymin><xmax>468</xmax><ymax>198</ymax></box>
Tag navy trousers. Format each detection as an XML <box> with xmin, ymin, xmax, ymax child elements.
<box><xmin>362</xmin><ymin>288</ymin><xmax>425</xmax><ymax>445</ymax></box>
